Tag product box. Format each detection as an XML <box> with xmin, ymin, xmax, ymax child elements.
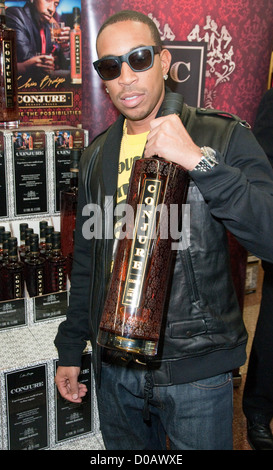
<box><xmin>53</xmin><ymin>352</ymin><xmax>93</xmax><ymax>444</ymax></box>
<box><xmin>3</xmin><ymin>125</ymin><xmax>88</xmax><ymax>218</ymax></box>
<box><xmin>1</xmin><ymin>361</ymin><xmax>49</xmax><ymax>450</ymax></box>
<box><xmin>12</xmin><ymin>129</ymin><xmax>48</xmax><ymax>217</ymax></box>
<box><xmin>52</xmin><ymin>126</ymin><xmax>88</xmax><ymax>212</ymax></box>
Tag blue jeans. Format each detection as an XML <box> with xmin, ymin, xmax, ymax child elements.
<box><xmin>96</xmin><ymin>360</ymin><xmax>233</xmax><ymax>450</ymax></box>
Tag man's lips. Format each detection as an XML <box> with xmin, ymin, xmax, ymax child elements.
<box><xmin>120</xmin><ymin>93</ymin><xmax>144</xmax><ymax>108</ymax></box>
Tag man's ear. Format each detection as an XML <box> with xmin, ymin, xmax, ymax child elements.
<box><xmin>160</xmin><ymin>48</ymin><xmax>172</xmax><ymax>77</ymax></box>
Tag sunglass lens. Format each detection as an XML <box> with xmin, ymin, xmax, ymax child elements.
<box><xmin>98</xmin><ymin>59</ymin><xmax>120</xmax><ymax>80</ymax></box>
<box><xmin>129</xmin><ymin>49</ymin><xmax>153</xmax><ymax>71</ymax></box>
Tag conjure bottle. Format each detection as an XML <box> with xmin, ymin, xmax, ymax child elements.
<box><xmin>0</xmin><ymin>0</ymin><xmax>19</xmax><ymax>128</ymax></box>
<box><xmin>0</xmin><ymin>225</ymin><xmax>5</xmax><ymax>259</ymax></box>
<box><xmin>70</xmin><ymin>7</ymin><xmax>82</xmax><ymax>84</ymax></box>
<box><xmin>97</xmin><ymin>93</ymin><xmax>189</xmax><ymax>357</ymax></box>
<box><xmin>18</xmin><ymin>222</ymin><xmax>28</xmax><ymax>260</ymax></box>
<box><xmin>24</xmin><ymin>234</ymin><xmax>46</xmax><ymax>297</ymax></box>
<box><xmin>39</xmin><ymin>220</ymin><xmax>48</xmax><ymax>253</ymax></box>
<box><xmin>21</xmin><ymin>227</ymin><xmax>33</xmax><ymax>261</ymax></box>
<box><xmin>1</xmin><ymin>237</ymin><xmax>24</xmax><ymax>300</ymax></box>
<box><xmin>46</xmin><ymin>231</ymin><xmax>67</xmax><ymax>293</ymax></box>
<box><xmin>60</xmin><ymin>149</ymin><xmax>80</xmax><ymax>257</ymax></box>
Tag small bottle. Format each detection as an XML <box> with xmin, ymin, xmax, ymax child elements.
<box><xmin>0</xmin><ymin>226</ymin><xmax>6</xmax><ymax>259</ymax></box>
<box><xmin>24</xmin><ymin>234</ymin><xmax>46</xmax><ymax>297</ymax></box>
<box><xmin>21</xmin><ymin>227</ymin><xmax>33</xmax><ymax>262</ymax></box>
<box><xmin>70</xmin><ymin>7</ymin><xmax>82</xmax><ymax>84</ymax></box>
<box><xmin>0</xmin><ymin>0</ymin><xmax>19</xmax><ymax>128</ymax></box>
<box><xmin>43</xmin><ymin>229</ymin><xmax>53</xmax><ymax>293</ymax></box>
<box><xmin>46</xmin><ymin>231</ymin><xmax>67</xmax><ymax>293</ymax></box>
<box><xmin>44</xmin><ymin>226</ymin><xmax>54</xmax><ymax>256</ymax></box>
<box><xmin>1</xmin><ymin>237</ymin><xmax>24</xmax><ymax>300</ymax></box>
<box><xmin>0</xmin><ymin>231</ymin><xmax>11</xmax><ymax>300</ymax></box>
<box><xmin>60</xmin><ymin>149</ymin><xmax>81</xmax><ymax>257</ymax></box>
<box><xmin>18</xmin><ymin>222</ymin><xmax>28</xmax><ymax>260</ymax></box>
<box><xmin>39</xmin><ymin>220</ymin><xmax>48</xmax><ymax>253</ymax></box>
<box><xmin>0</xmin><ymin>230</ymin><xmax>11</xmax><ymax>263</ymax></box>
<box><xmin>0</xmin><ymin>227</ymin><xmax>7</xmax><ymax>300</ymax></box>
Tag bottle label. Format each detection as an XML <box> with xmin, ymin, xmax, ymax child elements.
<box><xmin>122</xmin><ymin>178</ymin><xmax>162</xmax><ymax>308</ymax></box>
<box><xmin>3</xmin><ymin>40</ymin><xmax>15</xmax><ymax>108</ymax></box>
<box><xmin>13</xmin><ymin>272</ymin><xmax>23</xmax><ymax>298</ymax></box>
<box><xmin>36</xmin><ymin>268</ymin><xmax>44</xmax><ymax>296</ymax></box>
<box><xmin>70</xmin><ymin>32</ymin><xmax>81</xmax><ymax>78</ymax></box>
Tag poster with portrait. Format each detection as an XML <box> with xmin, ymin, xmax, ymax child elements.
<box><xmin>5</xmin><ymin>0</ymin><xmax>82</xmax><ymax>127</ymax></box>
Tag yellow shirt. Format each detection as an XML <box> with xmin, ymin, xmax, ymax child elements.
<box><xmin>117</xmin><ymin>128</ymin><xmax>149</xmax><ymax>205</ymax></box>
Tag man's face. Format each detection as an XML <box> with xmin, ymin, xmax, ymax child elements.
<box><xmin>96</xmin><ymin>20</ymin><xmax>171</xmax><ymax>133</ymax></box>
<box><xmin>33</xmin><ymin>0</ymin><xmax>60</xmax><ymax>23</ymax></box>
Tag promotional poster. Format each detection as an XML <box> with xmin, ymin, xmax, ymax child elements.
<box><xmin>5</xmin><ymin>0</ymin><xmax>82</xmax><ymax>127</ymax></box>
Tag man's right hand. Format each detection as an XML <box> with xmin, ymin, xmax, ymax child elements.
<box><xmin>55</xmin><ymin>366</ymin><xmax>87</xmax><ymax>403</ymax></box>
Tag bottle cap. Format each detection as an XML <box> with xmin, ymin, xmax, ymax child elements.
<box><xmin>73</xmin><ymin>7</ymin><xmax>81</xmax><ymax>24</ymax></box>
<box><xmin>39</xmin><ymin>220</ymin><xmax>48</xmax><ymax>237</ymax></box>
<box><xmin>29</xmin><ymin>233</ymin><xmax>39</xmax><ymax>252</ymax></box>
<box><xmin>52</xmin><ymin>231</ymin><xmax>61</xmax><ymax>249</ymax></box>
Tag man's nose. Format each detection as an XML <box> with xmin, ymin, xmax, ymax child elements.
<box><xmin>47</xmin><ymin>1</ymin><xmax>55</xmax><ymax>14</ymax></box>
<box><xmin>118</xmin><ymin>62</ymin><xmax>138</xmax><ymax>85</ymax></box>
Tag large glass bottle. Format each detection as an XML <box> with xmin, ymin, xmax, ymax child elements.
<box><xmin>0</xmin><ymin>0</ymin><xmax>19</xmax><ymax>128</ymax></box>
<box><xmin>70</xmin><ymin>7</ymin><xmax>82</xmax><ymax>84</ymax></box>
<box><xmin>97</xmin><ymin>93</ymin><xmax>189</xmax><ymax>357</ymax></box>
<box><xmin>1</xmin><ymin>237</ymin><xmax>24</xmax><ymax>300</ymax></box>
<box><xmin>24</xmin><ymin>233</ymin><xmax>46</xmax><ymax>297</ymax></box>
<box><xmin>60</xmin><ymin>149</ymin><xmax>81</xmax><ymax>257</ymax></box>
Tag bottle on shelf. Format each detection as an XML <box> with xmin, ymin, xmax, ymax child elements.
<box><xmin>97</xmin><ymin>93</ymin><xmax>189</xmax><ymax>357</ymax></box>
<box><xmin>1</xmin><ymin>237</ymin><xmax>24</xmax><ymax>301</ymax></box>
<box><xmin>0</xmin><ymin>226</ymin><xmax>6</xmax><ymax>259</ymax></box>
<box><xmin>70</xmin><ymin>7</ymin><xmax>82</xmax><ymax>84</ymax></box>
<box><xmin>0</xmin><ymin>227</ymin><xmax>9</xmax><ymax>300</ymax></box>
<box><xmin>39</xmin><ymin>220</ymin><xmax>48</xmax><ymax>253</ymax></box>
<box><xmin>24</xmin><ymin>233</ymin><xmax>46</xmax><ymax>297</ymax></box>
<box><xmin>43</xmin><ymin>228</ymin><xmax>53</xmax><ymax>294</ymax></box>
<box><xmin>0</xmin><ymin>230</ymin><xmax>11</xmax><ymax>264</ymax></box>
<box><xmin>0</xmin><ymin>0</ymin><xmax>19</xmax><ymax>128</ymax></box>
<box><xmin>18</xmin><ymin>222</ymin><xmax>28</xmax><ymax>260</ymax></box>
<box><xmin>46</xmin><ymin>231</ymin><xmax>67</xmax><ymax>293</ymax></box>
<box><xmin>60</xmin><ymin>149</ymin><xmax>81</xmax><ymax>257</ymax></box>
<box><xmin>44</xmin><ymin>226</ymin><xmax>54</xmax><ymax>257</ymax></box>
<box><xmin>21</xmin><ymin>227</ymin><xmax>33</xmax><ymax>262</ymax></box>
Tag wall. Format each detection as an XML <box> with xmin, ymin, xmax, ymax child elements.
<box><xmin>81</xmin><ymin>0</ymin><xmax>273</xmax><ymax>141</ymax></box>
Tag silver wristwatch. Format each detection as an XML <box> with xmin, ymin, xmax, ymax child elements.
<box><xmin>192</xmin><ymin>146</ymin><xmax>218</xmax><ymax>172</ymax></box>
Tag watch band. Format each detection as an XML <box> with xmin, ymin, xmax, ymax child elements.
<box><xmin>192</xmin><ymin>146</ymin><xmax>218</xmax><ymax>172</ymax></box>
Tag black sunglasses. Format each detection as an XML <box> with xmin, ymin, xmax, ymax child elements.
<box><xmin>93</xmin><ymin>46</ymin><xmax>161</xmax><ymax>81</ymax></box>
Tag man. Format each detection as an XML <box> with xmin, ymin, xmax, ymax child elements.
<box><xmin>54</xmin><ymin>10</ymin><xmax>273</xmax><ymax>450</ymax></box>
<box><xmin>6</xmin><ymin>0</ymin><xmax>69</xmax><ymax>78</ymax></box>
<box><xmin>243</xmin><ymin>87</ymin><xmax>273</xmax><ymax>450</ymax></box>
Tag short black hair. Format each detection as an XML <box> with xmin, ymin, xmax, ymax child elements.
<box><xmin>96</xmin><ymin>10</ymin><xmax>162</xmax><ymax>48</ymax></box>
